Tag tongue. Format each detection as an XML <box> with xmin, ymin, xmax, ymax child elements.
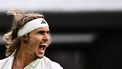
<box><xmin>38</xmin><ymin>47</ymin><xmax>45</xmax><ymax>53</ymax></box>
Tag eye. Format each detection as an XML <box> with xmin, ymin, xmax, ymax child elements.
<box><xmin>47</xmin><ymin>31</ymin><xmax>50</xmax><ymax>34</ymax></box>
<box><xmin>37</xmin><ymin>30</ymin><xmax>50</xmax><ymax>35</ymax></box>
<box><xmin>38</xmin><ymin>31</ymin><xmax>45</xmax><ymax>35</ymax></box>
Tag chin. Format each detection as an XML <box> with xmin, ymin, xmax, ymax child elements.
<box><xmin>36</xmin><ymin>53</ymin><xmax>45</xmax><ymax>58</ymax></box>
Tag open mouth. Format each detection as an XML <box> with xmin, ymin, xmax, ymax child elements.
<box><xmin>38</xmin><ymin>44</ymin><xmax>47</xmax><ymax>54</ymax></box>
<box><xmin>39</xmin><ymin>44</ymin><xmax>47</xmax><ymax>50</ymax></box>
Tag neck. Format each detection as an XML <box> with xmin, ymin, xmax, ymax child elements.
<box><xmin>12</xmin><ymin>45</ymin><xmax>36</xmax><ymax>69</ymax></box>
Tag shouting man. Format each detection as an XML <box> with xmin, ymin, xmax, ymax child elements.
<box><xmin>0</xmin><ymin>8</ymin><xmax>63</xmax><ymax>69</ymax></box>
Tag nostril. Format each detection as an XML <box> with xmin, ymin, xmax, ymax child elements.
<box><xmin>43</xmin><ymin>37</ymin><xmax>48</xmax><ymax>41</ymax></box>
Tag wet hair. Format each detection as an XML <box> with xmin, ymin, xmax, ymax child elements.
<box><xmin>3</xmin><ymin>8</ymin><xmax>44</xmax><ymax>56</ymax></box>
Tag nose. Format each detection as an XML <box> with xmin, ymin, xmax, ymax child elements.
<box><xmin>42</xmin><ymin>34</ymin><xmax>49</xmax><ymax>41</ymax></box>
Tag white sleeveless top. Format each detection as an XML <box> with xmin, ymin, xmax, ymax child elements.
<box><xmin>0</xmin><ymin>53</ymin><xmax>63</xmax><ymax>69</ymax></box>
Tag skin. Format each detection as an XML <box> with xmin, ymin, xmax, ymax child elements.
<box><xmin>28</xmin><ymin>26</ymin><xmax>50</xmax><ymax>58</ymax></box>
<box><xmin>12</xmin><ymin>26</ymin><xmax>51</xmax><ymax>69</ymax></box>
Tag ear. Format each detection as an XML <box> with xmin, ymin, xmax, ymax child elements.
<box><xmin>20</xmin><ymin>34</ymin><xmax>29</xmax><ymax>44</ymax></box>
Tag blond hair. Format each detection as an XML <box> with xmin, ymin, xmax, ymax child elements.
<box><xmin>3</xmin><ymin>8</ymin><xmax>44</xmax><ymax>56</ymax></box>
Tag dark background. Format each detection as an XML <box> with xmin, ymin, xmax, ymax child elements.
<box><xmin>0</xmin><ymin>12</ymin><xmax>122</xmax><ymax>69</ymax></box>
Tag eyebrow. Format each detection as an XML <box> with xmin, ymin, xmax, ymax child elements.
<box><xmin>38</xmin><ymin>30</ymin><xmax>50</xmax><ymax>33</ymax></box>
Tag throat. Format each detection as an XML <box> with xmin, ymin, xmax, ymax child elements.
<box><xmin>12</xmin><ymin>50</ymin><xmax>36</xmax><ymax>69</ymax></box>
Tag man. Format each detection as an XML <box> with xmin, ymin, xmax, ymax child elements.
<box><xmin>0</xmin><ymin>8</ymin><xmax>63</xmax><ymax>69</ymax></box>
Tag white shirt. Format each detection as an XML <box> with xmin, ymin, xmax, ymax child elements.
<box><xmin>0</xmin><ymin>53</ymin><xmax>63</xmax><ymax>69</ymax></box>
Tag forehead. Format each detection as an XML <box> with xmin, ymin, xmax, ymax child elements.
<box><xmin>32</xmin><ymin>26</ymin><xmax>50</xmax><ymax>32</ymax></box>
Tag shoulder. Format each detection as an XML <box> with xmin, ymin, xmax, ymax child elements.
<box><xmin>42</xmin><ymin>56</ymin><xmax>63</xmax><ymax>69</ymax></box>
<box><xmin>0</xmin><ymin>54</ymin><xmax>14</xmax><ymax>68</ymax></box>
<box><xmin>0</xmin><ymin>57</ymin><xmax>9</xmax><ymax>64</ymax></box>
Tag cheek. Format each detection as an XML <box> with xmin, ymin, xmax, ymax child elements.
<box><xmin>29</xmin><ymin>36</ymin><xmax>43</xmax><ymax>45</ymax></box>
<box><xmin>26</xmin><ymin>38</ymin><xmax>40</xmax><ymax>53</ymax></box>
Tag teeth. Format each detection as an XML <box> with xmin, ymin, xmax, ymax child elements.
<box><xmin>39</xmin><ymin>44</ymin><xmax>48</xmax><ymax>48</ymax></box>
<box><xmin>41</xmin><ymin>44</ymin><xmax>47</xmax><ymax>46</ymax></box>
<box><xmin>40</xmin><ymin>44</ymin><xmax>47</xmax><ymax>46</ymax></box>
